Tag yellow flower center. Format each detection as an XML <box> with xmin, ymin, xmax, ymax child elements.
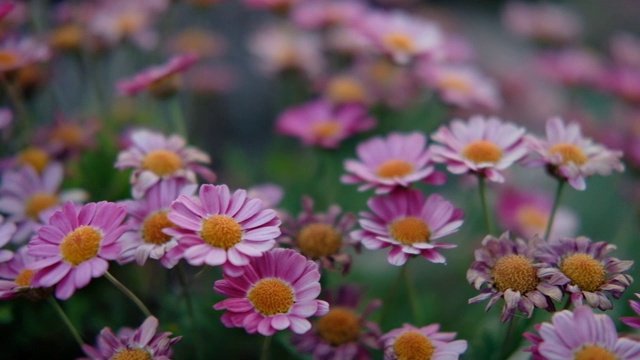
<box><xmin>142</xmin><ymin>211</ymin><xmax>175</xmax><ymax>245</ymax></box>
<box><xmin>117</xmin><ymin>13</ymin><xmax>144</xmax><ymax>36</ymax></box>
<box><xmin>393</xmin><ymin>331</ymin><xmax>435</xmax><ymax>360</ymax></box>
<box><xmin>311</xmin><ymin>121</ymin><xmax>342</xmax><ymax>140</ymax></box>
<box><xmin>492</xmin><ymin>254</ymin><xmax>539</xmax><ymax>293</ymax></box>
<box><xmin>247</xmin><ymin>277</ymin><xmax>295</xmax><ymax>316</ymax></box>
<box><xmin>60</xmin><ymin>226</ymin><xmax>103</xmax><ymax>267</ymax></box>
<box><xmin>462</xmin><ymin>140</ymin><xmax>503</xmax><ymax>164</ymax></box>
<box><xmin>25</xmin><ymin>192</ymin><xmax>59</xmax><ymax>220</ymax></box>
<box><xmin>390</xmin><ymin>217</ymin><xmax>431</xmax><ymax>245</ymax></box>
<box><xmin>200</xmin><ymin>215</ymin><xmax>243</xmax><ymax>250</ymax></box>
<box><xmin>369</xmin><ymin>60</ymin><xmax>396</xmax><ymax>84</ymax></box>
<box><xmin>326</xmin><ymin>76</ymin><xmax>367</xmax><ymax>104</ymax></box>
<box><xmin>439</xmin><ymin>74</ymin><xmax>472</xmax><ymax>94</ymax></box>
<box><xmin>316</xmin><ymin>307</ymin><xmax>361</xmax><ymax>346</ymax></box>
<box><xmin>384</xmin><ymin>33</ymin><xmax>415</xmax><ymax>52</ymax></box>
<box><xmin>0</xmin><ymin>50</ymin><xmax>19</xmax><ymax>67</ymax></box>
<box><xmin>51</xmin><ymin>24</ymin><xmax>83</xmax><ymax>51</ymax></box>
<box><xmin>141</xmin><ymin>150</ymin><xmax>184</xmax><ymax>176</ymax></box>
<box><xmin>560</xmin><ymin>254</ymin><xmax>606</xmax><ymax>292</ymax></box>
<box><xmin>51</xmin><ymin>123</ymin><xmax>84</xmax><ymax>147</ymax></box>
<box><xmin>573</xmin><ymin>345</ymin><xmax>618</xmax><ymax>360</ymax></box>
<box><xmin>296</xmin><ymin>223</ymin><xmax>342</xmax><ymax>259</ymax></box>
<box><xmin>548</xmin><ymin>143</ymin><xmax>588</xmax><ymax>166</ymax></box>
<box><xmin>376</xmin><ymin>159</ymin><xmax>414</xmax><ymax>178</ymax></box>
<box><xmin>15</xmin><ymin>269</ymin><xmax>35</xmax><ymax>287</ymax></box>
<box><xmin>18</xmin><ymin>147</ymin><xmax>50</xmax><ymax>174</ymax></box>
<box><xmin>110</xmin><ymin>348</ymin><xmax>153</xmax><ymax>360</ymax></box>
<box><xmin>515</xmin><ymin>206</ymin><xmax>548</xmax><ymax>233</ymax></box>
<box><xmin>148</xmin><ymin>74</ymin><xmax>182</xmax><ymax>98</ymax></box>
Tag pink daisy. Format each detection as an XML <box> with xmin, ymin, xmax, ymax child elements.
<box><xmin>0</xmin><ymin>215</ymin><xmax>17</xmax><ymax>264</ymax></box>
<box><xmin>213</xmin><ymin>248</ymin><xmax>330</xmax><ymax>336</ymax></box>
<box><xmin>114</xmin><ymin>129</ymin><xmax>216</xmax><ymax>199</ymax></box>
<box><xmin>430</xmin><ymin>116</ymin><xmax>529</xmax><ymax>182</ymax></box>
<box><xmin>0</xmin><ymin>246</ymin><xmax>49</xmax><ymax>301</ymax></box>
<box><xmin>501</xmin><ymin>2</ymin><xmax>582</xmax><ymax>45</ymax></box>
<box><xmin>27</xmin><ymin>201</ymin><xmax>130</xmax><ymax>300</ymax></box>
<box><xmin>117</xmin><ymin>53</ymin><xmax>199</xmax><ymax>98</ymax></box>
<box><xmin>0</xmin><ymin>37</ymin><xmax>51</xmax><ymax>74</ymax></box>
<box><xmin>0</xmin><ymin>2</ymin><xmax>16</xmax><ymax>20</ymax></box>
<box><xmin>525</xmin><ymin>117</ymin><xmax>624</xmax><ymax>190</ymax></box>
<box><xmin>118</xmin><ymin>178</ymin><xmax>198</xmax><ymax>267</ymax></box>
<box><xmin>166</xmin><ymin>184</ymin><xmax>280</xmax><ymax>277</ymax></box>
<box><xmin>535</xmin><ymin>48</ymin><xmax>604</xmax><ymax>87</ymax></box>
<box><xmin>291</xmin><ymin>1</ymin><xmax>365</xmax><ymax>30</ymax></box>
<box><xmin>341</xmin><ymin>132</ymin><xmax>445</xmax><ymax>194</ymax></box>
<box><xmin>80</xmin><ymin>316</ymin><xmax>182</xmax><ymax>360</ymax></box>
<box><xmin>621</xmin><ymin>293</ymin><xmax>640</xmax><ymax>329</ymax></box>
<box><xmin>275</xmin><ymin>99</ymin><xmax>376</xmax><ymax>149</ymax></box>
<box><xmin>380</xmin><ymin>323</ymin><xmax>467</xmax><ymax>360</ymax></box>
<box><xmin>351</xmin><ymin>189</ymin><xmax>463</xmax><ymax>266</ymax></box>
<box><xmin>524</xmin><ymin>306</ymin><xmax>640</xmax><ymax>360</ymax></box>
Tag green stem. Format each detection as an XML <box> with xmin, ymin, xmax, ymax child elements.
<box><xmin>48</xmin><ymin>297</ymin><xmax>83</xmax><ymax>347</ymax></box>
<box><xmin>500</xmin><ymin>316</ymin><xmax>519</xmax><ymax>360</ymax></box>
<box><xmin>379</xmin><ymin>267</ymin><xmax>404</xmax><ymax>327</ymax></box>
<box><xmin>261</xmin><ymin>335</ymin><xmax>272</xmax><ymax>360</ymax></box>
<box><xmin>544</xmin><ymin>180</ymin><xmax>566</xmax><ymax>241</ymax></box>
<box><xmin>402</xmin><ymin>260</ymin><xmax>424</xmax><ymax>325</ymax></box>
<box><xmin>167</xmin><ymin>96</ymin><xmax>187</xmax><ymax>138</ymax></box>
<box><xmin>104</xmin><ymin>271</ymin><xmax>152</xmax><ymax>317</ymax></box>
<box><xmin>1</xmin><ymin>74</ymin><xmax>31</xmax><ymax>146</ymax></box>
<box><xmin>478</xmin><ymin>176</ymin><xmax>494</xmax><ymax>235</ymax></box>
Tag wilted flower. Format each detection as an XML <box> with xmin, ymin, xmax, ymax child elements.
<box><xmin>117</xmin><ymin>53</ymin><xmax>199</xmax><ymax>98</ymax></box>
<box><xmin>380</xmin><ymin>323</ymin><xmax>467</xmax><ymax>360</ymax></box>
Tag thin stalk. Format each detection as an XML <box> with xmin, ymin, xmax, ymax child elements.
<box><xmin>402</xmin><ymin>261</ymin><xmax>424</xmax><ymax>325</ymax></box>
<box><xmin>544</xmin><ymin>180</ymin><xmax>566</xmax><ymax>241</ymax></box>
<box><xmin>500</xmin><ymin>316</ymin><xmax>519</xmax><ymax>360</ymax></box>
<box><xmin>167</xmin><ymin>96</ymin><xmax>187</xmax><ymax>138</ymax></box>
<box><xmin>1</xmin><ymin>74</ymin><xmax>31</xmax><ymax>146</ymax></box>
<box><xmin>48</xmin><ymin>297</ymin><xmax>83</xmax><ymax>347</ymax></box>
<box><xmin>176</xmin><ymin>264</ymin><xmax>204</xmax><ymax>360</ymax></box>
<box><xmin>104</xmin><ymin>271</ymin><xmax>152</xmax><ymax>317</ymax></box>
<box><xmin>261</xmin><ymin>335</ymin><xmax>272</xmax><ymax>360</ymax></box>
<box><xmin>379</xmin><ymin>267</ymin><xmax>404</xmax><ymax>327</ymax></box>
<box><xmin>478</xmin><ymin>176</ymin><xmax>494</xmax><ymax>235</ymax></box>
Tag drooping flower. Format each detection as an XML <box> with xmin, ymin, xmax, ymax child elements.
<box><xmin>117</xmin><ymin>53</ymin><xmax>199</xmax><ymax>98</ymax></box>
<box><xmin>342</xmin><ymin>132</ymin><xmax>445</xmax><ymax>194</ymax></box>
<box><xmin>524</xmin><ymin>306</ymin><xmax>640</xmax><ymax>359</ymax></box>
<box><xmin>27</xmin><ymin>201</ymin><xmax>130</xmax><ymax>300</ymax></box>
<box><xmin>467</xmin><ymin>232</ymin><xmax>562</xmax><ymax>322</ymax></box>
<box><xmin>166</xmin><ymin>184</ymin><xmax>280</xmax><ymax>276</ymax></box>
<box><xmin>279</xmin><ymin>196</ymin><xmax>358</xmax><ymax>274</ymax></box>
<box><xmin>536</xmin><ymin>236</ymin><xmax>633</xmax><ymax>310</ymax></box>
<box><xmin>621</xmin><ymin>293</ymin><xmax>640</xmax><ymax>329</ymax></box>
<box><xmin>80</xmin><ymin>316</ymin><xmax>182</xmax><ymax>360</ymax></box>
<box><xmin>291</xmin><ymin>284</ymin><xmax>381</xmax><ymax>359</ymax></box>
<box><xmin>35</xmin><ymin>115</ymin><xmax>99</xmax><ymax>159</ymax></box>
<box><xmin>525</xmin><ymin>117</ymin><xmax>624</xmax><ymax>190</ymax></box>
<box><xmin>380</xmin><ymin>323</ymin><xmax>468</xmax><ymax>360</ymax></box>
<box><xmin>0</xmin><ymin>246</ymin><xmax>49</xmax><ymax>301</ymax></box>
<box><xmin>352</xmin><ymin>189</ymin><xmax>463</xmax><ymax>266</ymax></box>
<box><xmin>213</xmin><ymin>248</ymin><xmax>329</xmax><ymax>336</ymax></box>
<box><xmin>430</xmin><ymin>116</ymin><xmax>528</xmax><ymax>183</ymax></box>
<box><xmin>114</xmin><ymin>129</ymin><xmax>216</xmax><ymax>199</ymax></box>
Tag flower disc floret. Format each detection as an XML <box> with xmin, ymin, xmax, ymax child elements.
<box><xmin>548</xmin><ymin>143</ymin><xmax>588</xmax><ymax>165</ymax></box>
<box><xmin>560</xmin><ymin>253</ymin><xmax>606</xmax><ymax>292</ymax></box>
<box><xmin>376</xmin><ymin>159</ymin><xmax>414</xmax><ymax>178</ymax></box>
<box><xmin>381</xmin><ymin>323</ymin><xmax>467</xmax><ymax>360</ymax></box>
<box><xmin>60</xmin><ymin>226</ymin><xmax>103</xmax><ymax>266</ymax></box>
<box><xmin>247</xmin><ymin>278</ymin><xmax>295</xmax><ymax>316</ymax></box>
<box><xmin>141</xmin><ymin>211</ymin><xmax>174</xmax><ymax>245</ymax></box>
<box><xmin>393</xmin><ymin>331</ymin><xmax>435</xmax><ymax>360</ymax></box>
<box><xmin>462</xmin><ymin>140</ymin><xmax>503</xmax><ymax>164</ymax></box>
<box><xmin>141</xmin><ymin>149</ymin><xmax>184</xmax><ymax>176</ymax></box>
<box><xmin>25</xmin><ymin>192</ymin><xmax>58</xmax><ymax>220</ymax></box>
<box><xmin>297</xmin><ymin>223</ymin><xmax>342</xmax><ymax>258</ymax></box>
<box><xmin>492</xmin><ymin>254</ymin><xmax>539</xmax><ymax>293</ymax></box>
<box><xmin>390</xmin><ymin>217</ymin><xmax>430</xmax><ymax>245</ymax></box>
<box><xmin>110</xmin><ymin>349</ymin><xmax>152</xmax><ymax>360</ymax></box>
<box><xmin>316</xmin><ymin>307</ymin><xmax>361</xmax><ymax>346</ymax></box>
<box><xmin>201</xmin><ymin>215</ymin><xmax>243</xmax><ymax>250</ymax></box>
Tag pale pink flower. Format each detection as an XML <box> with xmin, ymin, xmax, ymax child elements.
<box><xmin>600</xmin><ymin>67</ymin><xmax>640</xmax><ymax>105</ymax></box>
<box><xmin>0</xmin><ymin>246</ymin><xmax>47</xmax><ymax>301</ymax></box>
<box><xmin>535</xmin><ymin>48</ymin><xmax>604</xmax><ymax>87</ymax></box>
<box><xmin>0</xmin><ymin>215</ymin><xmax>16</xmax><ymax>264</ymax></box>
<box><xmin>291</xmin><ymin>1</ymin><xmax>365</xmax><ymax>30</ymax></box>
<box><xmin>610</xmin><ymin>32</ymin><xmax>640</xmax><ymax>70</ymax></box>
<box><xmin>0</xmin><ymin>37</ymin><xmax>51</xmax><ymax>74</ymax></box>
<box><xmin>352</xmin><ymin>189</ymin><xmax>463</xmax><ymax>266</ymax></box>
<box><xmin>246</xmin><ymin>183</ymin><xmax>284</xmax><ymax>210</ymax></box>
<box><xmin>502</xmin><ymin>2</ymin><xmax>582</xmax><ymax>45</ymax></box>
<box><xmin>380</xmin><ymin>323</ymin><xmax>467</xmax><ymax>360</ymax></box>
<box><xmin>342</xmin><ymin>132</ymin><xmax>445</xmax><ymax>194</ymax></box>
<box><xmin>214</xmin><ymin>248</ymin><xmax>329</xmax><ymax>336</ymax></box>
<box><xmin>117</xmin><ymin>53</ymin><xmax>199</xmax><ymax>97</ymax></box>
<box><xmin>621</xmin><ymin>293</ymin><xmax>640</xmax><ymax>329</ymax></box>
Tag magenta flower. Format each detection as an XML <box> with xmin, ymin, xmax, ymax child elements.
<box><xmin>275</xmin><ymin>100</ymin><xmax>376</xmax><ymax>149</ymax></box>
<box><xmin>0</xmin><ymin>2</ymin><xmax>16</xmax><ymax>20</ymax></box>
<box><xmin>380</xmin><ymin>323</ymin><xmax>467</xmax><ymax>360</ymax></box>
<box><xmin>352</xmin><ymin>189</ymin><xmax>463</xmax><ymax>266</ymax></box>
<box><xmin>213</xmin><ymin>248</ymin><xmax>329</xmax><ymax>336</ymax></box>
<box><xmin>115</xmin><ymin>129</ymin><xmax>216</xmax><ymax>199</ymax></box>
<box><xmin>535</xmin><ymin>48</ymin><xmax>604</xmax><ymax>87</ymax></box>
<box><xmin>247</xmin><ymin>183</ymin><xmax>284</xmax><ymax>210</ymax></box>
<box><xmin>342</xmin><ymin>132</ymin><xmax>445</xmax><ymax>194</ymax></box>
<box><xmin>430</xmin><ymin>116</ymin><xmax>528</xmax><ymax>182</ymax></box>
<box><xmin>117</xmin><ymin>53</ymin><xmax>199</xmax><ymax>98</ymax></box>
<box><xmin>0</xmin><ymin>246</ymin><xmax>48</xmax><ymax>301</ymax></box>
<box><xmin>80</xmin><ymin>316</ymin><xmax>182</xmax><ymax>360</ymax></box>
<box><xmin>166</xmin><ymin>184</ymin><xmax>280</xmax><ymax>276</ymax></box>
<box><xmin>536</xmin><ymin>236</ymin><xmax>633</xmax><ymax>310</ymax></box>
<box><xmin>621</xmin><ymin>293</ymin><xmax>640</xmax><ymax>329</ymax></box>
<box><xmin>525</xmin><ymin>117</ymin><xmax>625</xmax><ymax>190</ymax></box>
<box><xmin>524</xmin><ymin>306</ymin><xmax>640</xmax><ymax>359</ymax></box>
<box><xmin>27</xmin><ymin>201</ymin><xmax>130</xmax><ymax>300</ymax></box>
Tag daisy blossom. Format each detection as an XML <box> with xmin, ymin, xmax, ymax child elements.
<box><xmin>213</xmin><ymin>248</ymin><xmax>329</xmax><ymax>336</ymax></box>
<box><xmin>27</xmin><ymin>201</ymin><xmax>130</xmax><ymax>300</ymax></box>
<box><xmin>166</xmin><ymin>184</ymin><xmax>280</xmax><ymax>276</ymax></box>
<box><xmin>430</xmin><ymin>116</ymin><xmax>528</xmax><ymax>183</ymax></box>
<box><xmin>621</xmin><ymin>293</ymin><xmax>640</xmax><ymax>329</ymax></box>
<box><xmin>0</xmin><ymin>246</ymin><xmax>49</xmax><ymax>301</ymax></box>
<box><xmin>536</xmin><ymin>236</ymin><xmax>633</xmax><ymax>310</ymax></box>
<box><xmin>467</xmin><ymin>232</ymin><xmax>562</xmax><ymax>322</ymax></box>
<box><xmin>80</xmin><ymin>316</ymin><xmax>181</xmax><ymax>360</ymax></box>
<box><xmin>341</xmin><ymin>132</ymin><xmax>445</xmax><ymax>194</ymax></box>
<box><xmin>114</xmin><ymin>129</ymin><xmax>216</xmax><ymax>199</ymax></box>
<box><xmin>352</xmin><ymin>189</ymin><xmax>463</xmax><ymax>266</ymax></box>
<box><xmin>525</xmin><ymin>117</ymin><xmax>624</xmax><ymax>190</ymax></box>
<box><xmin>0</xmin><ymin>37</ymin><xmax>50</xmax><ymax>74</ymax></box>
<box><xmin>117</xmin><ymin>53</ymin><xmax>199</xmax><ymax>98</ymax></box>
<box><xmin>380</xmin><ymin>323</ymin><xmax>467</xmax><ymax>360</ymax></box>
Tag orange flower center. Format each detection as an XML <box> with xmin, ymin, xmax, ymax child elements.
<box><xmin>142</xmin><ymin>211</ymin><xmax>175</xmax><ymax>245</ymax></box>
<box><xmin>316</xmin><ymin>307</ymin><xmax>361</xmax><ymax>346</ymax></box>
<box><xmin>296</xmin><ymin>223</ymin><xmax>342</xmax><ymax>259</ymax></box>
<box><xmin>390</xmin><ymin>217</ymin><xmax>431</xmax><ymax>245</ymax></box>
<box><xmin>462</xmin><ymin>140</ymin><xmax>503</xmax><ymax>164</ymax></box>
<box><xmin>25</xmin><ymin>192</ymin><xmax>58</xmax><ymax>220</ymax></box>
<box><xmin>18</xmin><ymin>147</ymin><xmax>50</xmax><ymax>174</ymax></box>
<box><xmin>141</xmin><ymin>150</ymin><xmax>183</xmax><ymax>176</ymax></box>
<box><xmin>384</xmin><ymin>33</ymin><xmax>415</xmax><ymax>52</ymax></box>
<box><xmin>0</xmin><ymin>50</ymin><xmax>19</xmax><ymax>69</ymax></box>
<box><xmin>148</xmin><ymin>74</ymin><xmax>181</xmax><ymax>98</ymax></box>
<box><xmin>117</xmin><ymin>13</ymin><xmax>144</xmax><ymax>36</ymax></box>
<box><xmin>110</xmin><ymin>348</ymin><xmax>153</xmax><ymax>360</ymax></box>
<box><xmin>515</xmin><ymin>206</ymin><xmax>548</xmax><ymax>233</ymax></box>
<box><xmin>492</xmin><ymin>254</ymin><xmax>539</xmax><ymax>293</ymax></box>
<box><xmin>15</xmin><ymin>269</ymin><xmax>35</xmax><ymax>287</ymax></box>
<box><xmin>560</xmin><ymin>253</ymin><xmax>606</xmax><ymax>292</ymax></box>
<box><xmin>548</xmin><ymin>143</ymin><xmax>588</xmax><ymax>166</ymax></box>
<box><xmin>573</xmin><ymin>345</ymin><xmax>618</xmax><ymax>360</ymax></box>
<box><xmin>439</xmin><ymin>74</ymin><xmax>472</xmax><ymax>94</ymax></box>
<box><xmin>200</xmin><ymin>215</ymin><xmax>243</xmax><ymax>250</ymax></box>
<box><xmin>369</xmin><ymin>60</ymin><xmax>396</xmax><ymax>83</ymax></box>
<box><xmin>247</xmin><ymin>277</ymin><xmax>295</xmax><ymax>316</ymax></box>
<box><xmin>376</xmin><ymin>159</ymin><xmax>414</xmax><ymax>178</ymax></box>
<box><xmin>60</xmin><ymin>226</ymin><xmax>103</xmax><ymax>266</ymax></box>
<box><xmin>51</xmin><ymin>123</ymin><xmax>84</xmax><ymax>147</ymax></box>
<box><xmin>311</xmin><ymin>121</ymin><xmax>342</xmax><ymax>140</ymax></box>
<box><xmin>51</xmin><ymin>24</ymin><xmax>83</xmax><ymax>51</ymax></box>
<box><xmin>326</xmin><ymin>76</ymin><xmax>367</xmax><ymax>104</ymax></box>
<box><xmin>393</xmin><ymin>331</ymin><xmax>435</xmax><ymax>360</ymax></box>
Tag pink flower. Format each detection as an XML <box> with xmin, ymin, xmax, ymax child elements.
<box><xmin>114</xmin><ymin>129</ymin><xmax>216</xmax><ymax>199</ymax></box>
<box><xmin>610</xmin><ymin>32</ymin><xmax>640</xmax><ymax>70</ymax></box>
<box><xmin>0</xmin><ymin>215</ymin><xmax>17</xmax><ymax>265</ymax></box>
<box><xmin>213</xmin><ymin>248</ymin><xmax>329</xmax><ymax>336</ymax></box>
<box><xmin>117</xmin><ymin>53</ymin><xmax>199</xmax><ymax>97</ymax></box>
<box><xmin>535</xmin><ymin>48</ymin><xmax>604</xmax><ymax>87</ymax></box>
<box><xmin>291</xmin><ymin>1</ymin><xmax>365</xmax><ymax>30</ymax></box>
<box><xmin>246</xmin><ymin>183</ymin><xmax>284</xmax><ymax>209</ymax></box>
<box><xmin>166</xmin><ymin>184</ymin><xmax>280</xmax><ymax>276</ymax></box>
<box><xmin>0</xmin><ymin>2</ymin><xmax>16</xmax><ymax>20</ymax></box>
<box><xmin>621</xmin><ymin>293</ymin><xmax>640</xmax><ymax>329</ymax></box>
<box><xmin>502</xmin><ymin>2</ymin><xmax>582</xmax><ymax>45</ymax></box>
<box><xmin>352</xmin><ymin>189</ymin><xmax>463</xmax><ymax>266</ymax></box>
<box><xmin>276</xmin><ymin>100</ymin><xmax>376</xmax><ymax>149</ymax></box>
<box><xmin>0</xmin><ymin>108</ymin><xmax>11</xmax><ymax>131</ymax></box>
<box><xmin>600</xmin><ymin>67</ymin><xmax>640</xmax><ymax>105</ymax></box>
<box><xmin>242</xmin><ymin>0</ymin><xmax>300</xmax><ymax>13</ymax></box>
<box><xmin>525</xmin><ymin>117</ymin><xmax>624</xmax><ymax>190</ymax></box>
<box><xmin>0</xmin><ymin>37</ymin><xmax>51</xmax><ymax>74</ymax></box>
<box><xmin>27</xmin><ymin>201</ymin><xmax>130</xmax><ymax>300</ymax></box>
<box><xmin>380</xmin><ymin>323</ymin><xmax>467</xmax><ymax>360</ymax></box>
<box><xmin>430</xmin><ymin>116</ymin><xmax>528</xmax><ymax>182</ymax></box>
<box><xmin>0</xmin><ymin>246</ymin><xmax>48</xmax><ymax>301</ymax></box>
<box><xmin>342</xmin><ymin>132</ymin><xmax>445</xmax><ymax>194</ymax></box>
